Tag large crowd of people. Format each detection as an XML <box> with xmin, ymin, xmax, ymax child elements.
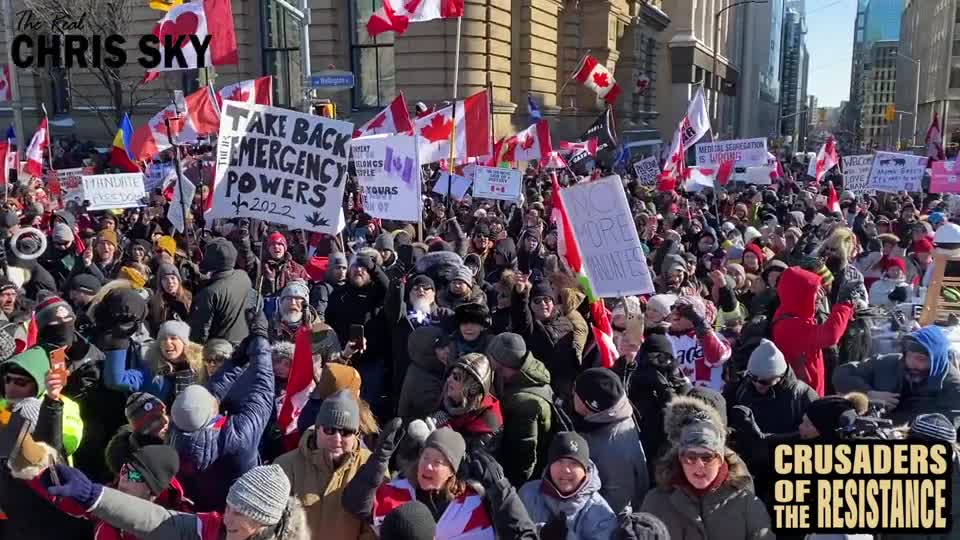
<box><xmin>0</xmin><ymin>143</ymin><xmax>958</xmax><ymax>540</ymax></box>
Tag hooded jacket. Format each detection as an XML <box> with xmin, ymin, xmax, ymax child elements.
<box><xmin>511</xmin><ymin>286</ymin><xmax>579</xmax><ymax>400</ymax></box>
<box><xmin>397</xmin><ymin>327</ymin><xmax>448</xmax><ymax>420</ymax></box>
<box><xmin>731</xmin><ymin>365</ymin><xmax>817</xmax><ymax>436</ymax></box>
<box><xmin>771</xmin><ymin>267</ymin><xmax>854</xmax><ymax>396</ymax></box>
<box><xmin>833</xmin><ymin>326</ymin><xmax>960</xmax><ymax>425</ymax></box>
<box><xmin>497</xmin><ymin>353</ymin><xmax>554</xmax><ymax>486</ymax></box>
<box><xmin>262</xmin><ymin>253</ymin><xmax>311</xmax><ymax>298</ymax></box>
<box><xmin>189</xmin><ymin>265</ymin><xmax>251</xmax><ymax>346</ymax></box>
<box><xmin>103</xmin><ymin>338</ymin><xmax>205</xmax><ymax>408</ymax></box>
<box><xmin>518</xmin><ymin>461</ymin><xmax>618</xmax><ymax>540</ymax></box>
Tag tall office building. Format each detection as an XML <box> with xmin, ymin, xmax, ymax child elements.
<box><xmin>844</xmin><ymin>0</ymin><xmax>870</xmax><ymax>146</ymax></box>
<box><xmin>780</xmin><ymin>6</ymin><xmax>809</xmax><ymax>149</ymax></box>
<box><xmin>860</xmin><ymin>40</ymin><xmax>899</xmax><ymax>148</ymax></box>
<box><xmin>735</xmin><ymin>0</ymin><xmax>784</xmax><ymax>138</ymax></box>
<box><xmin>864</xmin><ymin>0</ymin><xmax>905</xmax><ymax>42</ymax></box>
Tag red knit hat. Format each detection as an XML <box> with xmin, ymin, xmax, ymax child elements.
<box><xmin>912</xmin><ymin>238</ymin><xmax>934</xmax><ymax>254</ymax></box>
<box><xmin>267</xmin><ymin>232</ymin><xmax>287</xmax><ymax>248</ymax></box>
<box><xmin>883</xmin><ymin>257</ymin><xmax>907</xmax><ymax>275</ymax></box>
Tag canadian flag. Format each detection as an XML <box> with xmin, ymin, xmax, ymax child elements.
<box><xmin>827</xmin><ymin>181</ymin><xmax>840</xmax><ymax>214</ymax></box>
<box><xmin>661</xmin><ymin>86</ymin><xmax>711</xmax><ymax>182</ymax></box>
<box><xmin>559</xmin><ymin>138</ymin><xmax>599</xmax><ymax>157</ymax></box>
<box><xmin>143</xmin><ymin>0</ymin><xmax>239</xmax><ymax>82</ymax></box>
<box><xmin>503</xmin><ymin>120</ymin><xmax>553</xmax><ymax>162</ymax></box>
<box><xmin>23</xmin><ymin>118</ymin><xmax>48</xmax><ymax>178</ymax></box>
<box><xmin>926</xmin><ymin>112</ymin><xmax>946</xmax><ymax>161</ymax></box>
<box><xmin>540</xmin><ymin>151</ymin><xmax>568</xmax><ymax>170</ymax></box>
<box><xmin>0</xmin><ymin>143</ymin><xmax>10</xmax><ymax>185</ymax></box>
<box><xmin>217</xmin><ymin>76</ymin><xmax>272</xmax><ymax>108</ymax></box>
<box><xmin>415</xmin><ymin>90</ymin><xmax>491</xmax><ymax>164</ymax></box>
<box><xmin>810</xmin><ymin>136</ymin><xmax>839</xmax><ymax>183</ymax></box>
<box><xmin>573</xmin><ymin>55</ymin><xmax>621</xmax><ymax>104</ymax></box>
<box><xmin>367</xmin><ymin>0</ymin><xmax>464</xmax><ymax>37</ymax></box>
<box><xmin>353</xmin><ymin>93</ymin><xmax>414</xmax><ymax>138</ymax></box>
<box><xmin>0</xmin><ymin>64</ymin><xmax>11</xmax><ymax>102</ymax></box>
<box><xmin>130</xmin><ymin>87</ymin><xmax>220</xmax><ymax>161</ymax></box>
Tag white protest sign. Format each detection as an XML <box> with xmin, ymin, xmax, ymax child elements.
<box><xmin>744</xmin><ymin>165</ymin><xmax>774</xmax><ymax>185</ymax></box>
<box><xmin>559</xmin><ymin>175</ymin><xmax>655</xmax><ymax>297</ymax></box>
<box><xmin>842</xmin><ymin>154</ymin><xmax>875</xmax><ymax>195</ymax></box>
<box><xmin>210</xmin><ymin>101</ymin><xmax>353</xmax><ymax>233</ymax></box>
<box><xmin>473</xmin><ymin>166</ymin><xmax>522</xmax><ymax>202</ymax></box>
<box><xmin>432</xmin><ymin>173</ymin><xmax>472</xmax><ymax>200</ymax></box>
<box><xmin>81</xmin><ymin>173</ymin><xmax>146</xmax><ymax>210</ymax></box>
<box><xmin>167</xmin><ymin>178</ymin><xmax>197</xmax><ymax>233</ymax></box>
<box><xmin>56</xmin><ymin>168</ymin><xmax>86</xmax><ymax>204</ymax></box>
<box><xmin>632</xmin><ymin>156</ymin><xmax>660</xmax><ymax>185</ymax></box>
<box><xmin>866</xmin><ymin>151</ymin><xmax>927</xmax><ymax>193</ymax></box>
<box><xmin>695</xmin><ymin>137</ymin><xmax>768</xmax><ymax>167</ymax></box>
<box><xmin>353</xmin><ymin>134</ymin><xmax>421</xmax><ymax>222</ymax></box>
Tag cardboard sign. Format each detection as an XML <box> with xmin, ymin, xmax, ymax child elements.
<box><xmin>353</xmin><ymin>134</ymin><xmax>422</xmax><ymax>222</ymax></box>
<box><xmin>210</xmin><ymin>101</ymin><xmax>353</xmax><ymax>233</ymax></box>
<box><xmin>473</xmin><ymin>166</ymin><xmax>522</xmax><ymax>202</ymax></box>
<box><xmin>867</xmin><ymin>151</ymin><xmax>926</xmax><ymax>193</ymax></box>
<box><xmin>695</xmin><ymin>137</ymin><xmax>768</xmax><ymax>168</ymax></box>
<box><xmin>632</xmin><ymin>156</ymin><xmax>660</xmax><ymax>186</ymax></box>
<box><xmin>81</xmin><ymin>173</ymin><xmax>146</xmax><ymax>210</ymax></box>
<box><xmin>167</xmin><ymin>177</ymin><xmax>198</xmax><ymax>233</ymax></box>
<box><xmin>559</xmin><ymin>175</ymin><xmax>655</xmax><ymax>297</ymax></box>
<box><xmin>432</xmin><ymin>173</ymin><xmax>472</xmax><ymax>201</ymax></box>
<box><xmin>930</xmin><ymin>161</ymin><xmax>960</xmax><ymax>194</ymax></box>
<box><xmin>54</xmin><ymin>168</ymin><xmax>86</xmax><ymax>204</ymax></box>
<box><xmin>842</xmin><ymin>154</ymin><xmax>875</xmax><ymax>195</ymax></box>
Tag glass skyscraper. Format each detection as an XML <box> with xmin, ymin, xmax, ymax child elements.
<box><xmin>863</xmin><ymin>0</ymin><xmax>905</xmax><ymax>43</ymax></box>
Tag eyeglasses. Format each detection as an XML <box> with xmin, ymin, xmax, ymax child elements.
<box><xmin>680</xmin><ymin>452</ymin><xmax>720</xmax><ymax>466</ymax></box>
<box><xmin>321</xmin><ymin>426</ymin><xmax>357</xmax><ymax>437</ymax></box>
<box><xmin>4</xmin><ymin>374</ymin><xmax>32</xmax><ymax>387</ymax></box>
<box><xmin>531</xmin><ymin>297</ymin><xmax>553</xmax><ymax>305</ymax></box>
<box><xmin>748</xmin><ymin>374</ymin><xmax>781</xmax><ymax>387</ymax></box>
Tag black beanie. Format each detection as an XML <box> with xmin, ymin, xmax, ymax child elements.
<box><xmin>381</xmin><ymin>501</ymin><xmax>437</xmax><ymax>540</ymax></box>
<box><xmin>575</xmin><ymin>368</ymin><xmax>624</xmax><ymax>412</ymax></box>
<box><xmin>617</xmin><ymin>512</ymin><xmax>671</xmax><ymax>540</ymax></box>
<box><xmin>529</xmin><ymin>279</ymin><xmax>555</xmax><ymax>301</ymax></box>
<box><xmin>129</xmin><ymin>445</ymin><xmax>180</xmax><ymax>496</ymax></box>
<box><xmin>547</xmin><ymin>431</ymin><xmax>590</xmax><ymax>470</ymax></box>
<box><xmin>640</xmin><ymin>334</ymin><xmax>674</xmax><ymax>358</ymax></box>
<box><xmin>806</xmin><ymin>396</ymin><xmax>857</xmax><ymax>439</ymax></box>
<box><xmin>454</xmin><ymin>302</ymin><xmax>490</xmax><ymax>327</ymax></box>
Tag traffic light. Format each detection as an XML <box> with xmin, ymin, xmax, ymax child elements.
<box><xmin>149</xmin><ymin>0</ymin><xmax>184</xmax><ymax>12</ymax></box>
<box><xmin>884</xmin><ymin>104</ymin><xmax>896</xmax><ymax>123</ymax></box>
<box><xmin>314</xmin><ymin>101</ymin><xmax>336</xmax><ymax>118</ymax></box>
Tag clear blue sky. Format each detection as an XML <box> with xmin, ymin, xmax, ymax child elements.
<box><xmin>805</xmin><ymin>0</ymin><xmax>858</xmax><ymax>107</ymax></box>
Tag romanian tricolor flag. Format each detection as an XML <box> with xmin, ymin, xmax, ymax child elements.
<box><xmin>110</xmin><ymin>114</ymin><xmax>141</xmax><ymax>173</ymax></box>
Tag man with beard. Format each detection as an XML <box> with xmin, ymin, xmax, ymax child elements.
<box><xmin>262</xmin><ymin>232</ymin><xmax>310</xmax><ymax>297</ymax></box>
<box><xmin>269</xmin><ymin>279</ymin><xmax>329</xmax><ymax>344</ymax></box>
<box><xmin>0</xmin><ymin>279</ymin><xmax>30</xmax><ymax>350</ymax></box>
<box><xmin>834</xmin><ymin>325</ymin><xmax>960</xmax><ymax>426</ymax></box>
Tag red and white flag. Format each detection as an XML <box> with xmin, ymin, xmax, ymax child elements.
<box><xmin>0</xmin><ymin>144</ymin><xmax>11</xmax><ymax>185</ymax></box>
<box><xmin>827</xmin><ymin>182</ymin><xmax>840</xmax><ymax>214</ymax></box>
<box><xmin>591</xmin><ymin>300</ymin><xmax>619</xmax><ymax>369</ymax></box>
<box><xmin>353</xmin><ymin>93</ymin><xmax>414</xmax><ymax>138</ymax></box>
<box><xmin>217</xmin><ymin>76</ymin><xmax>272</xmax><ymax>108</ymax></box>
<box><xmin>559</xmin><ymin>138</ymin><xmax>599</xmax><ymax>157</ymax></box>
<box><xmin>367</xmin><ymin>0</ymin><xmax>464</xmax><ymax>37</ymax></box>
<box><xmin>811</xmin><ymin>136</ymin><xmax>839</xmax><ymax>183</ymax></box>
<box><xmin>23</xmin><ymin>118</ymin><xmax>48</xmax><ymax>178</ymax></box>
<box><xmin>130</xmin><ymin>87</ymin><xmax>220</xmax><ymax>161</ymax></box>
<box><xmin>503</xmin><ymin>120</ymin><xmax>553</xmax><ymax>162</ymax></box>
<box><xmin>540</xmin><ymin>151</ymin><xmax>568</xmax><ymax>170</ymax></box>
<box><xmin>573</xmin><ymin>55</ymin><xmax>621</xmax><ymax>104</ymax></box>
<box><xmin>661</xmin><ymin>86</ymin><xmax>711</xmax><ymax>182</ymax></box>
<box><xmin>926</xmin><ymin>112</ymin><xmax>946</xmax><ymax>161</ymax></box>
<box><xmin>415</xmin><ymin>90</ymin><xmax>491</xmax><ymax>164</ymax></box>
<box><xmin>276</xmin><ymin>327</ymin><xmax>316</xmax><ymax>451</ymax></box>
<box><xmin>0</xmin><ymin>65</ymin><xmax>11</xmax><ymax>102</ymax></box>
<box><xmin>143</xmin><ymin>0</ymin><xmax>238</xmax><ymax>82</ymax></box>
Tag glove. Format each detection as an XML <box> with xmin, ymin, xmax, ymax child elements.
<box><xmin>837</xmin><ymin>279</ymin><xmax>865</xmax><ymax>305</ymax></box>
<box><xmin>675</xmin><ymin>303</ymin><xmax>705</xmax><ymax>328</ymax></box>
<box><xmin>43</xmin><ymin>463</ymin><xmax>103</xmax><ymax>510</ymax></box>
<box><xmin>247</xmin><ymin>308</ymin><xmax>268</xmax><ymax>339</ymax></box>
<box><xmin>539</xmin><ymin>515</ymin><xmax>568</xmax><ymax>540</ymax></box>
<box><xmin>888</xmin><ymin>285</ymin><xmax>909</xmax><ymax>304</ymax></box>
<box><xmin>373</xmin><ymin>418</ymin><xmax>404</xmax><ymax>464</ymax></box>
<box><xmin>467</xmin><ymin>450</ymin><xmax>506</xmax><ymax>492</ymax></box>
<box><xmin>729</xmin><ymin>405</ymin><xmax>764</xmax><ymax>441</ymax></box>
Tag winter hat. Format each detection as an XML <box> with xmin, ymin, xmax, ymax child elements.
<box><xmin>529</xmin><ymin>280</ymin><xmax>555</xmax><ymax>301</ymax></box>
<box><xmin>640</xmin><ymin>333</ymin><xmax>674</xmax><ymax>358</ymax></box>
<box><xmin>316</xmin><ymin>363</ymin><xmax>362</xmax><ymax>400</ymax></box>
<box><xmin>454</xmin><ymin>302</ymin><xmax>490</xmax><ymax>327</ymax></box>
<box><xmin>281</xmin><ymin>279</ymin><xmax>310</xmax><ymax>302</ymax></box>
<box><xmin>646</xmin><ymin>294</ymin><xmax>678</xmax><ymax>318</ymax></box>
<box><xmin>547</xmin><ymin>431</ymin><xmax>590</xmax><ymax>470</ymax></box>
<box><xmin>119</xmin><ymin>266</ymin><xmax>147</xmax><ymax>290</ymax></box>
<box><xmin>34</xmin><ymin>295</ymin><xmax>75</xmax><ymax>329</ymax></box>
<box><xmin>380</xmin><ymin>500</ymin><xmax>437</xmax><ymax>540</ymax></box>
<box><xmin>329</xmin><ymin>252</ymin><xmax>349</xmax><ymax>270</ymax></box>
<box><xmin>447</xmin><ymin>353</ymin><xmax>494</xmax><ymax>396</ymax></box>
<box><xmin>575</xmin><ymin>367</ymin><xmax>624</xmax><ymax>413</ymax></box>
<box><xmin>408</xmin><ymin>274</ymin><xmax>435</xmax><ymax>292</ymax></box>
<box><xmin>883</xmin><ymin>257</ymin><xmax>907</xmax><ymax>275</ymax></box>
<box><xmin>452</xmin><ymin>265</ymin><xmax>474</xmax><ymax>285</ymax></box>
<box><xmin>65</xmin><ymin>274</ymin><xmax>101</xmax><ymax>297</ymax></box>
<box><xmin>747</xmin><ymin>339</ymin><xmax>788</xmax><ymax>380</ymax></box>
<box><xmin>375</xmin><ymin>232</ymin><xmax>395</xmax><ymax>252</ymax></box>
<box><xmin>125</xmin><ymin>392</ymin><xmax>167</xmax><ymax>436</ymax></box>
<box><xmin>155</xmin><ymin>236</ymin><xmax>176</xmax><ymax>258</ymax></box>
<box><xmin>158</xmin><ymin>320</ymin><xmax>190</xmax><ymax>344</ymax></box>
<box><xmin>805</xmin><ymin>394</ymin><xmax>868</xmax><ymax>438</ymax></box>
<box><xmin>315</xmin><ymin>389</ymin><xmax>360</xmax><ymax>432</ymax></box>
<box><xmin>686</xmin><ymin>387</ymin><xmax>728</xmax><ymax>427</ymax></box>
<box><xmin>203</xmin><ymin>339</ymin><xmax>234</xmax><ymax>362</ymax></box>
<box><xmin>407</xmin><ymin>326</ymin><xmax>445</xmax><ymax>368</ymax></box>
<box><xmin>52</xmin><ymin>223</ymin><xmax>73</xmax><ymax>243</ymax></box>
<box><xmin>156</xmin><ymin>263</ymin><xmax>181</xmax><ymax>283</ymax></box>
<box><xmin>661</xmin><ymin>254</ymin><xmax>687</xmax><ymax>276</ymax></box>
<box><xmin>12</xmin><ymin>397</ymin><xmax>41</xmax><ymax>428</ymax></box>
<box><xmin>226</xmin><ymin>464</ymin><xmax>291</xmax><ymax>526</ymax></box>
<box><xmin>267</xmin><ymin>232</ymin><xmax>287</xmax><ymax>248</ymax></box>
<box><xmin>424</xmin><ymin>427</ymin><xmax>467</xmax><ymax>472</ymax></box>
<box><xmin>128</xmin><ymin>445</ymin><xmax>180</xmax><ymax>496</ymax></box>
<box><xmin>199</xmin><ymin>238</ymin><xmax>238</xmax><ymax>274</ymax></box>
<box><xmin>910</xmin><ymin>413</ymin><xmax>958</xmax><ymax>443</ymax></box>
<box><xmin>97</xmin><ymin>230</ymin><xmax>118</xmax><ymax>248</ymax></box>
<box><xmin>486</xmin><ymin>332</ymin><xmax>528</xmax><ymax>369</ymax></box>
<box><xmin>0</xmin><ymin>279</ymin><xmax>17</xmax><ymax>295</ymax></box>
<box><xmin>912</xmin><ymin>238</ymin><xmax>935</xmax><ymax>254</ymax></box>
<box><xmin>674</xmin><ymin>295</ymin><xmax>707</xmax><ymax>322</ymax></box>
<box><xmin>679</xmin><ymin>420</ymin><xmax>726</xmax><ymax>454</ymax></box>
<box><xmin>171</xmin><ymin>385</ymin><xmax>218</xmax><ymax>432</ymax></box>
<box><xmin>617</xmin><ymin>512</ymin><xmax>671</xmax><ymax>540</ymax></box>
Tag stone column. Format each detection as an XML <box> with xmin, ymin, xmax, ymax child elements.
<box><xmin>511</xmin><ymin>0</ymin><xmax>562</xmax><ymax>124</ymax></box>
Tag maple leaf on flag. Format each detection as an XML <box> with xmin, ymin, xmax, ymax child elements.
<box><xmin>404</xmin><ymin>0</ymin><xmax>422</xmax><ymax>13</ymax></box>
<box><xmin>227</xmin><ymin>86</ymin><xmax>250</xmax><ymax>102</ymax></box>
<box><xmin>422</xmin><ymin>114</ymin><xmax>454</xmax><ymax>143</ymax></box>
<box><xmin>521</xmin><ymin>136</ymin><xmax>535</xmax><ymax>151</ymax></box>
<box><xmin>592</xmin><ymin>71</ymin><xmax>610</xmax><ymax>88</ymax></box>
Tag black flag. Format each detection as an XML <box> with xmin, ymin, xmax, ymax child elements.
<box><xmin>569</xmin><ymin>106</ymin><xmax>618</xmax><ymax>169</ymax></box>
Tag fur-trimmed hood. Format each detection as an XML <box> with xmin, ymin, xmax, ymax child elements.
<box><xmin>270</xmin><ymin>496</ymin><xmax>311</xmax><ymax>540</ymax></box>
<box><xmin>663</xmin><ymin>394</ymin><xmax>726</xmax><ymax>447</ymax></box>
<box><xmin>144</xmin><ymin>338</ymin><xmax>206</xmax><ymax>384</ymax></box>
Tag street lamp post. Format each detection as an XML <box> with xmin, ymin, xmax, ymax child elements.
<box><xmin>711</xmin><ymin>0</ymin><xmax>769</xmax><ymax>127</ymax></box>
<box><xmin>896</xmin><ymin>51</ymin><xmax>920</xmax><ymax>146</ymax></box>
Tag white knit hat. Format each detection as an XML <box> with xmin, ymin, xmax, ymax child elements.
<box><xmin>226</xmin><ymin>464</ymin><xmax>291</xmax><ymax>526</ymax></box>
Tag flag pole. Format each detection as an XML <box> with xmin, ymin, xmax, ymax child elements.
<box><xmin>40</xmin><ymin>103</ymin><xmax>55</xmax><ymax>182</ymax></box>
<box><xmin>556</xmin><ymin>49</ymin><xmax>591</xmax><ymax>99</ymax></box>
<box><xmin>446</xmin><ymin>15</ymin><xmax>463</xmax><ymax>211</ymax></box>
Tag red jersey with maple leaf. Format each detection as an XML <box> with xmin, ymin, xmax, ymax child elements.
<box><xmin>372</xmin><ymin>479</ymin><xmax>494</xmax><ymax>539</ymax></box>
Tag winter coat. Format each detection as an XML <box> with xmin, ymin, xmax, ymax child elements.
<box><xmin>168</xmin><ymin>337</ymin><xmax>275</xmax><ymax>512</ymax></box>
<box><xmin>325</xmin><ymin>266</ymin><xmax>390</xmax><ymax>368</ymax></box>
<box><xmin>398</xmin><ymin>338</ymin><xmax>448</xmax><ymax>421</ymax></box>
<box><xmin>189</xmin><ymin>269</ymin><xmax>252</xmax><ymax>345</ymax></box>
<box><xmin>772</xmin><ymin>267</ymin><xmax>854</xmax><ymax>396</ymax></box>
<box><xmin>639</xmin><ymin>450</ymin><xmax>774</xmax><ymax>540</ymax></box>
<box><xmin>559</xmin><ymin>288</ymin><xmax>589</xmax><ymax>360</ymax></box>
<box><xmin>496</xmin><ymin>353</ymin><xmax>554</xmax><ymax>487</ymax></box>
<box><xmin>275</xmin><ymin>429</ymin><xmax>376</xmax><ymax>540</ymax></box>
<box><xmin>40</xmin><ymin>246</ymin><xmax>80</xmax><ymax>290</ymax></box>
<box><xmin>371</xmin><ymin>478</ymin><xmax>495</xmax><ymax>539</ymax></box>
<box><xmin>731</xmin><ymin>365</ymin><xmax>817</xmax><ymax>436</ymax></box>
<box><xmin>575</xmin><ymin>395</ymin><xmax>650</xmax><ymax>514</ymax></box>
<box><xmin>867</xmin><ymin>277</ymin><xmax>913</xmax><ymax>308</ymax></box>
<box><xmin>103</xmin><ymin>339</ymin><xmax>205</xmax><ymax>409</ymax></box>
<box><xmin>620</xmin><ymin>355</ymin><xmax>690</xmax><ymax>476</ymax></box>
<box><xmin>89</xmin><ymin>486</ymin><xmax>309</xmax><ymax>540</ymax></box>
<box><xmin>511</xmin><ymin>287</ymin><xmax>580</xmax><ymax>400</ymax></box>
<box><xmin>518</xmin><ymin>461</ymin><xmax>619</xmax><ymax>540</ymax></box>
<box><xmin>833</xmin><ymin>326</ymin><xmax>960</xmax><ymax>425</ymax></box>
<box><xmin>446</xmin><ymin>394</ymin><xmax>504</xmax><ymax>453</ymax></box>
<box><xmin>262</xmin><ymin>253</ymin><xmax>311</xmax><ymax>298</ymax></box>
<box><xmin>147</xmin><ymin>288</ymin><xmax>192</xmax><ymax>336</ymax></box>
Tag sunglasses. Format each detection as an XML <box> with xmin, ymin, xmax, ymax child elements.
<box><xmin>4</xmin><ymin>374</ymin><xmax>32</xmax><ymax>387</ymax></box>
<box><xmin>680</xmin><ymin>452</ymin><xmax>720</xmax><ymax>466</ymax></box>
<box><xmin>748</xmin><ymin>374</ymin><xmax>781</xmax><ymax>387</ymax></box>
<box><xmin>321</xmin><ymin>426</ymin><xmax>357</xmax><ymax>437</ymax></box>
<box><xmin>411</xmin><ymin>284</ymin><xmax>434</xmax><ymax>292</ymax></box>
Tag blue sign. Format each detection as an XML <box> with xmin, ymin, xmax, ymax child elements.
<box><xmin>308</xmin><ymin>71</ymin><xmax>355</xmax><ymax>90</ymax></box>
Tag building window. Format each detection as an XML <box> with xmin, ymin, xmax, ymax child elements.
<box><xmin>954</xmin><ymin>41</ymin><xmax>960</xmax><ymax>57</ymax></box>
<box><xmin>952</xmin><ymin>67</ymin><xmax>960</xmax><ymax>89</ymax></box>
<box><xmin>49</xmin><ymin>67</ymin><xmax>70</xmax><ymax>115</ymax></box>
<box><xmin>350</xmin><ymin>0</ymin><xmax>396</xmax><ymax>109</ymax></box>
<box><xmin>261</xmin><ymin>0</ymin><xmax>304</xmax><ymax>107</ymax></box>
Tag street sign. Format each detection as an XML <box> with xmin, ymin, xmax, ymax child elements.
<box><xmin>308</xmin><ymin>71</ymin><xmax>355</xmax><ymax>90</ymax></box>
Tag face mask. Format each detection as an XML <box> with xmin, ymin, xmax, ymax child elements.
<box><xmin>39</xmin><ymin>322</ymin><xmax>75</xmax><ymax>348</ymax></box>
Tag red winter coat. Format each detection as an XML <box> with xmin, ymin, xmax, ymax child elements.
<box><xmin>771</xmin><ymin>267</ymin><xmax>854</xmax><ymax>396</ymax></box>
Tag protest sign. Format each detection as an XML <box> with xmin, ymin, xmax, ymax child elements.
<box><xmin>432</xmin><ymin>173</ymin><xmax>472</xmax><ymax>200</ymax></box>
<box><xmin>210</xmin><ymin>102</ymin><xmax>353</xmax><ymax>233</ymax></box>
<box><xmin>744</xmin><ymin>165</ymin><xmax>775</xmax><ymax>185</ymax></box>
<box><xmin>145</xmin><ymin>162</ymin><xmax>174</xmax><ymax>192</ymax></box>
<box><xmin>167</xmin><ymin>178</ymin><xmax>198</xmax><ymax>233</ymax></box>
<box><xmin>54</xmin><ymin>168</ymin><xmax>86</xmax><ymax>204</ymax></box>
<box><xmin>81</xmin><ymin>173</ymin><xmax>146</xmax><ymax>210</ymax></box>
<box><xmin>473</xmin><ymin>166</ymin><xmax>522</xmax><ymax>201</ymax></box>
<box><xmin>695</xmin><ymin>137</ymin><xmax>768</xmax><ymax>167</ymax></box>
<box><xmin>353</xmin><ymin>134</ymin><xmax>421</xmax><ymax>222</ymax></box>
<box><xmin>559</xmin><ymin>175</ymin><xmax>655</xmax><ymax>297</ymax></box>
<box><xmin>930</xmin><ymin>161</ymin><xmax>960</xmax><ymax>194</ymax></box>
<box><xmin>866</xmin><ymin>151</ymin><xmax>926</xmax><ymax>193</ymax></box>
<box><xmin>842</xmin><ymin>154</ymin><xmax>875</xmax><ymax>195</ymax></box>
<box><xmin>633</xmin><ymin>156</ymin><xmax>660</xmax><ymax>185</ymax></box>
